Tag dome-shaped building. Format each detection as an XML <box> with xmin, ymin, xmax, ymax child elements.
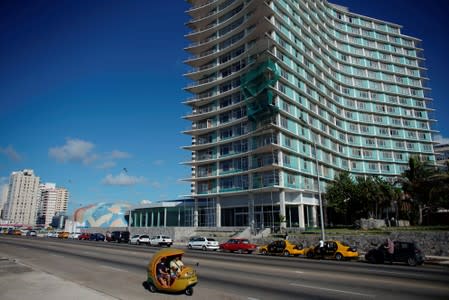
<box><xmin>73</xmin><ymin>202</ymin><xmax>131</xmax><ymax>228</ymax></box>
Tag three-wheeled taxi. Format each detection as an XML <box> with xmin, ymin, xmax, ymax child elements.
<box><xmin>146</xmin><ymin>248</ymin><xmax>198</xmax><ymax>295</ymax></box>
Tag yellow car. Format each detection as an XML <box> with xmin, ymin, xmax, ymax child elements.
<box><xmin>305</xmin><ymin>240</ymin><xmax>359</xmax><ymax>261</ymax></box>
<box><xmin>259</xmin><ymin>240</ymin><xmax>306</xmax><ymax>256</ymax></box>
<box><xmin>58</xmin><ymin>231</ymin><xmax>70</xmax><ymax>239</ymax></box>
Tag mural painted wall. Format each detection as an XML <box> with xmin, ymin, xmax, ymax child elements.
<box><xmin>73</xmin><ymin>202</ymin><xmax>131</xmax><ymax>228</ymax></box>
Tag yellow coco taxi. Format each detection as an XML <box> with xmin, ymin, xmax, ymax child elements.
<box><xmin>259</xmin><ymin>240</ymin><xmax>306</xmax><ymax>256</ymax></box>
<box><xmin>305</xmin><ymin>240</ymin><xmax>359</xmax><ymax>261</ymax></box>
<box><xmin>145</xmin><ymin>248</ymin><xmax>198</xmax><ymax>296</ymax></box>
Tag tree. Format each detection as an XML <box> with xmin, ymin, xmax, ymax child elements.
<box><xmin>396</xmin><ymin>156</ymin><xmax>439</xmax><ymax>225</ymax></box>
<box><xmin>325</xmin><ymin>171</ymin><xmax>360</xmax><ymax>224</ymax></box>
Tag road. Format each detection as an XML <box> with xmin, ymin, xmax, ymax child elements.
<box><xmin>1</xmin><ymin>235</ymin><xmax>448</xmax><ymax>300</ymax></box>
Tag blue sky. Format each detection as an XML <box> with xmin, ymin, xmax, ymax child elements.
<box><xmin>1</xmin><ymin>0</ymin><xmax>448</xmax><ymax>215</ymax></box>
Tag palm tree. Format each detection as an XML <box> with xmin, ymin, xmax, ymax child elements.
<box><xmin>396</xmin><ymin>156</ymin><xmax>437</xmax><ymax>224</ymax></box>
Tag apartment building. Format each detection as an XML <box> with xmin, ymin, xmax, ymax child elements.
<box><xmin>3</xmin><ymin>169</ymin><xmax>41</xmax><ymax>226</ymax></box>
<box><xmin>182</xmin><ymin>0</ymin><xmax>435</xmax><ymax>230</ymax></box>
<box><xmin>37</xmin><ymin>183</ymin><xmax>69</xmax><ymax>228</ymax></box>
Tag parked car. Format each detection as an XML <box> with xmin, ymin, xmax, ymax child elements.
<box><xmin>78</xmin><ymin>233</ymin><xmax>91</xmax><ymax>240</ymax></box>
<box><xmin>149</xmin><ymin>235</ymin><xmax>173</xmax><ymax>247</ymax></box>
<box><xmin>47</xmin><ymin>231</ymin><xmax>57</xmax><ymax>238</ymax></box>
<box><xmin>26</xmin><ymin>230</ymin><xmax>37</xmax><ymax>237</ymax></box>
<box><xmin>129</xmin><ymin>234</ymin><xmax>151</xmax><ymax>245</ymax></box>
<box><xmin>69</xmin><ymin>232</ymin><xmax>81</xmax><ymax>239</ymax></box>
<box><xmin>187</xmin><ymin>236</ymin><xmax>219</xmax><ymax>251</ymax></box>
<box><xmin>89</xmin><ymin>233</ymin><xmax>105</xmax><ymax>241</ymax></box>
<box><xmin>365</xmin><ymin>241</ymin><xmax>424</xmax><ymax>266</ymax></box>
<box><xmin>58</xmin><ymin>231</ymin><xmax>70</xmax><ymax>239</ymax></box>
<box><xmin>259</xmin><ymin>240</ymin><xmax>306</xmax><ymax>256</ymax></box>
<box><xmin>219</xmin><ymin>238</ymin><xmax>257</xmax><ymax>254</ymax></box>
<box><xmin>108</xmin><ymin>231</ymin><xmax>130</xmax><ymax>243</ymax></box>
<box><xmin>305</xmin><ymin>240</ymin><xmax>359</xmax><ymax>261</ymax></box>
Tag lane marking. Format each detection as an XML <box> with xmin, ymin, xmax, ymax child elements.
<box><xmin>293</xmin><ymin>270</ymin><xmax>305</xmax><ymax>274</ymax></box>
<box><xmin>289</xmin><ymin>283</ymin><xmax>375</xmax><ymax>298</ymax></box>
<box><xmin>99</xmin><ymin>265</ymin><xmax>127</xmax><ymax>272</ymax></box>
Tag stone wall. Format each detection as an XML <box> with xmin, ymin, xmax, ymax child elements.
<box><xmin>265</xmin><ymin>231</ymin><xmax>449</xmax><ymax>256</ymax></box>
<box><xmin>79</xmin><ymin>226</ymin><xmax>448</xmax><ymax>256</ymax></box>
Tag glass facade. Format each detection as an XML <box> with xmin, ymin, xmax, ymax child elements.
<box><xmin>183</xmin><ymin>0</ymin><xmax>435</xmax><ymax>229</ymax></box>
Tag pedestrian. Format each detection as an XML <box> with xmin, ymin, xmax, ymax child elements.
<box><xmin>384</xmin><ymin>238</ymin><xmax>394</xmax><ymax>263</ymax></box>
<box><xmin>319</xmin><ymin>239</ymin><xmax>325</xmax><ymax>258</ymax></box>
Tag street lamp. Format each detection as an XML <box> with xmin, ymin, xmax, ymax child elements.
<box><xmin>300</xmin><ymin>118</ymin><xmax>325</xmax><ymax>241</ymax></box>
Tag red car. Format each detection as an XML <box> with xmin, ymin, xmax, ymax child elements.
<box><xmin>219</xmin><ymin>238</ymin><xmax>257</xmax><ymax>254</ymax></box>
<box><xmin>78</xmin><ymin>233</ymin><xmax>90</xmax><ymax>240</ymax></box>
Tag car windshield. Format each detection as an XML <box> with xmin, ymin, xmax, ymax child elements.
<box><xmin>162</xmin><ymin>236</ymin><xmax>171</xmax><ymax>239</ymax></box>
<box><xmin>241</xmin><ymin>239</ymin><xmax>249</xmax><ymax>244</ymax></box>
<box><xmin>141</xmin><ymin>235</ymin><xmax>149</xmax><ymax>238</ymax></box>
<box><xmin>207</xmin><ymin>238</ymin><xmax>216</xmax><ymax>241</ymax></box>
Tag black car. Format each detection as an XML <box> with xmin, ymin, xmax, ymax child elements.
<box><xmin>109</xmin><ymin>231</ymin><xmax>130</xmax><ymax>243</ymax></box>
<box><xmin>89</xmin><ymin>233</ymin><xmax>105</xmax><ymax>241</ymax></box>
<box><xmin>365</xmin><ymin>241</ymin><xmax>424</xmax><ymax>266</ymax></box>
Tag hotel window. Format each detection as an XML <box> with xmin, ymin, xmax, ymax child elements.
<box><xmin>366</xmin><ymin>138</ymin><xmax>375</xmax><ymax>145</ymax></box>
<box><xmin>382</xmin><ymin>151</ymin><xmax>392</xmax><ymax>159</ymax></box>
<box><xmin>285</xmin><ymin>136</ymin><xmax>292</xmax><ymax>148</ymax></box>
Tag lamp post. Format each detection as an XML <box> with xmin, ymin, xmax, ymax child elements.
<box><xmin>300</xmin><ymin>118</ymin><xmax>325</xmax><ymax>241</ymax></box>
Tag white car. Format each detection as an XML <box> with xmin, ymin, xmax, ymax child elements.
<box><xmin>69</xmin><ymin>232</ymin><xmax>81</xmax><ymax>239</ymax></box>
<box><xmin>129</xmin><ymin>234</ymin><xmax>151</xmax><ymax>245</ymax></box>
<box><xmin>188</xmin><ymin>236</ymin><xmax>219</xmax><ymax>251</ymax></box>
<box><xmin>149</xmin><ymin>235</ymin><xmax>173</xmax><ymax>247</ymax></box>
<box><xmin>47</xmin><ymin>231</ymin><xmax>58</xmax><ymax>238</ymax></box>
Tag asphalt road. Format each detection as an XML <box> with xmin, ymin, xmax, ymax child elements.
<box><xmin>1</xmin><ymin>235</ymin><xmax>448</xmax><ymax>300</ymax></box>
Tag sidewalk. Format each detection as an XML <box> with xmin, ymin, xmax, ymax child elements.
<box><xmin>0</xmin><ymin>257</ymin><xmax>117</xmax><ymax>300</ymax></box>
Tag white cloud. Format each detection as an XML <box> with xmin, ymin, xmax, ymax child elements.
<box><xmin>49</xmin><ymin>138</ymin><xmax>97</xmax><ymax>164</ymax></box>
<box><xmin>140</xmin><ymin>199</ymin><xmax>152</xmax><ymax>204</ymax></box>
<box><xmin>107</xmin><ymin>150</ymin><xmax>131</xmax><ymax>159</ymax></box>
<box><xmin>96</xmin><ymin>161</ymin><xmax>116</xmax><ymax>169</ymax></box>
<box><xmin>0</xmin><ymin>145</ymin><xmax>21</xmax><ymax>161</ymax></box>
<box><xmin>152</xmin><ymin>159</ymin><xmax>164</xmax><ymax>166</ymax></box>
<box><xmin>102</xmin><ymin>173</ymin><xmax>146</xmax><ymax>186</ymax></box>
<box><xmin>433</xmin><ymin>134</ymin><xmax>449</xmax><ymax>144</ymax></box>
<box><xmin>150</xmin><ymin>181</ymin><xmax>162</xmax><ymax>189</ymax></box>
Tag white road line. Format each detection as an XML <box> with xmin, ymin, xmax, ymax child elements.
<box><xmin>293</xmin><ymin>270</ymin><xmax>305</xmax><ymax>274</ymax></box>
<box><xmin>99</xmin><ymin>265</ymin><xmax>127</xmax><ymax>272</ymax></box>
<box><xmin>289</xmin><ymin>283</ymin><xmax>376</xmax><ymax>298</ymax></box>
<box><xmin>247</xmin><ymin>298</ymin><xmax>260</xmax><ymax>300</ymax></box>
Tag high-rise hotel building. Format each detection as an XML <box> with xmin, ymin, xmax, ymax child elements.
<box><xmin>37</xmin><ymin>183</ymin><xmax>69</xmax><ymax>228</ymax></box>
<box><xmin>3</xmin><ymin>169</ymin><xmax>41</xmax><ymax>226</ymax></box>
<box><xmin>182</xmin><ymin>0</ymin><xmax>435</xmax><ymax>229</ymax></box>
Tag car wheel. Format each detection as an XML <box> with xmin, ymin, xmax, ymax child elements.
<box><xmin>335</xmin><ymin>253</ymin><xmax>343</xmax><ymax>261</ymax></box>
<box><xmin>366</xmin><ymin>255</ymin><xmax>377</xmax><ymax>264</ymax></box>
<box><xmin>148</xmin><ymin>283</ymin><xmax>157</xmax><ymax>293</ymax></box>
<box><xmin>185</xmin><ymin>286</ymin><xmax>193</xmax><ymax>296</ymax></box>
<box><xmin>261</xmin><ymin>249</ymin><xmax>268</xmax><ymax>255</ymax></box>
<box><xmin>237</xmin><ymin>249</ymin><xmax>243</xmax><ymax>254</ymax></box>
<box><xmin>407</xmin><ymin>257</ymin><xmax>417</xmax><ymax>266</ymax></box>
<box><xmin>307</xmin><ymin>251</ymin><xmax>314</xmax><ymax>258</ymax></box>
<box><xmin>188</xmin><ymin>244</ymin><xmax>192</xmax><ymax>249</ymax></box>
<box><xmin>137</xmin><ymin>241</ymin><xmax>140</xmax><ymax>245</ymax></box>
<box><xmin>202</xmin><ymin>246</ymin><xmax>207</xmax><ymax>251</ymax></box>
<box><xmin>283</xmin><ymin>250</ymin><xmax>290</xmax><ymax>257</ymax></box>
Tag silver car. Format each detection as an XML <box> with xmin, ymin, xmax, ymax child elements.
<box><xmin>187</xmin><ymin>236</ymin><xmax>219</xmax><ymax>251</ymax></box>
